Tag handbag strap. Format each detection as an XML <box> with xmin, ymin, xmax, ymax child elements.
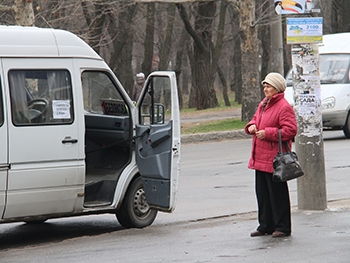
<box><xmin>278</xmin><ymin>129</ymin><xmax>291</xmax><ymax>153</ymax></box>
<box><xmin>278</xmin><ymin>129</ymin><xmax>283</xmax><ymax>154</ymax></box>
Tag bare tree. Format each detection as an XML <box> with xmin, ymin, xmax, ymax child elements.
<box><xmin>257</xmin><ymin>0</ymin><xmax>271</xmax><ymax>85</ymax></box>
<box><xmin>331</xmin><ymin>0</ymin><xmax>350</xmax><ymax>33</ymax></box>
<box><xmin>107</xmin><ymin>2</ymin><xmax>137</xmax><ymax>92</ymax></box>
<box><xmin>228</xmin><ymin>4</ymin><xmax>243</xmax><ymax>105</ymax></box>
<box><xmin>174</xmin><ymin>27</ymin><xmax>191</xmax><ymax>108</ymax></box>
<box><xmin>213</xmin><ymin>0</ymin><xmax>230</xmax><ymax>106</ymax></box>
<box><xmin>5</xmin><ymin>0</ymin><xmax>350</xmax><ymax>117</ymax></box>
<box><xmin>320</xmin><ymin>0</ymin><xmax>332</xmax><ymax>34</ymax></box>
<box><xmin>158</xmin><ymin>4</ymin><xmax>176</xmax><ymax>71</ymax></box>
<box><xmin>141</xmin><ymin>3</ymin><xmax>155</xmax><ymax>75</ymax></box>
<box><xmin>81</xmin><ymin>1</ymin><xmax>106</xmax><ymax>54</ymax></box>
<box><xmin>176</xmin><ymin>2</ymin><xmax>219</xmax><ymax>110</ymax></box>
<box><xmin>0</xmin><ymin>0</ymin><xmax>34</xmax><ymax>26</ymax></box>
<box><xmin>238</xmin><ymin>0</ymin><xmax>261</xmax><ymax>122</ymax></box>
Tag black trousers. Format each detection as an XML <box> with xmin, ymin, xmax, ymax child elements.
<box><xmin>255</xmin><ymin>170</ymin><xmax>291</xmax><ymax>234</ymax></box>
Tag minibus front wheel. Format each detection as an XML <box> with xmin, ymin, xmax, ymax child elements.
<box><xmin>116</xmin><ymin>176</ymin><xmax>158</xmax><ymax>228</ymax></box>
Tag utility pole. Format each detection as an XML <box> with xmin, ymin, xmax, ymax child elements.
<box><xmin>288</xmin><ymin>0</ymin><xmax>327</xmax><ymax>210</ymax></box>
<box><xmin>292</xmin><ymin>42</ymin><xmax>327</xmax><ymax>210</ymax></box>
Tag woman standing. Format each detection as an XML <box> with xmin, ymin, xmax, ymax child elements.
<box><xmin>244</xmin><ymin>72</ymin><xmax>297</xmax><ymax>238</ymax></box>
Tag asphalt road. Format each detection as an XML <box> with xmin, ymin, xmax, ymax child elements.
<box><xmin>1</xmin><ymin>131</ymin><xmax>349</xmax><ymax>263</ymax></box>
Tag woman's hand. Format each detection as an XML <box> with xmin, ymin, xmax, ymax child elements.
<box><xmin>255</xmin><ymin>130</ymin><xmax>266</xmax><ymax>140</ymax></box>
<box><xmin>248</xmin><ymin>124</ymin><xmax>257</xmax><ymax>134</ymax></box>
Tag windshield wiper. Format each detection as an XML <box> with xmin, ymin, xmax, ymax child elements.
<box><xmin>320</xmin><ymin>80</ymin><xmax>338</xmax><ymax>84</ymax></box>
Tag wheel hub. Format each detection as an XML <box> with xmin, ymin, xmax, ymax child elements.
<box><xmin>133</xmin><ymin>188</ymin><xmax>150</xmax><ymax>216</ymax></box>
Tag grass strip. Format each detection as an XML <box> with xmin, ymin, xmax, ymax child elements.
<box><xmin>181</xmin><ymin>118</ymin><xmax>247</xmax><ymax>134</ymax></box>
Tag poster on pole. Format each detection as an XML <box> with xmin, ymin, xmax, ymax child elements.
<box><xmin>298</xmin><ymin>94</ymin><xmax>316</xmax><ymax>116</ymax></box>
<box><xmin>286</xmin><ymin>17</ymin><xmax>323</xmax><ymax>44</ymax></box>
<box><xmin>274</xmin><ymin>0</ymin><xmax>320</xmax><ymax>14</ymax></box>
<box><xmin>274</xmin><ymin>0</ymin><xmax>305</xmax><ymax>14</ymax></box>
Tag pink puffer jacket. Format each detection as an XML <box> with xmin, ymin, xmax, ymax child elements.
<box><xmin>244</xmin><ymin>93</ymin><xmax>297</xmax><ymax>173</ymax></box>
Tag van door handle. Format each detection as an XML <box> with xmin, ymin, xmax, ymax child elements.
<box><xmin>62</xmin><ymin>137</ymin><xmax>78</xmax><ymax>144</ymax></box>
<box><xmin>0</xmin><ymin>164</ymin><xmax>10</xmax><ymax>171</ymax></box>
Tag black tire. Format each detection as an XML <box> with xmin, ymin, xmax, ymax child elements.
<box><xmin>343</xmin><ymin>112</ymin><xmax>350</xmax><ymax>138</ymax></box>
<box><xmin>116</xmin><ymin>177</ymin><xmax>157</xmax><ymax>229</ymax></box>
<box><xmin>25</xmin><ymin>219</ymin><xmax>47</xmax><ymax>224</ymax></box>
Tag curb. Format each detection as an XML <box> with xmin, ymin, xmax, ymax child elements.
<box><xmin>181</xmin><ymin>129</ymin><xmax>251</xmax><ymax>144</ymax></box>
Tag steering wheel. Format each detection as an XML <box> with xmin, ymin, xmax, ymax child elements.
<box><xmin>28</xmin><ymin>98</ymin><xmax>49</xmax><ymax>122</ymax></box>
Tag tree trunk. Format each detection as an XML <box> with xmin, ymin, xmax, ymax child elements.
<box><xmin>228</xmin><ymin>4</ymin><xmax>242</xmax><ymax>104</ymax></box>
<box><xmin>239</xmin><ymin>0</ymin><xmax>261</xmax><ymax>122</ymax></box>
<box><xmin>175</xmin><ymin>28</ymin><xmax>191</xmax><ymax>109</ymax></box>
<box><xmin>217</xmin><ymin>66</ymin><xmax>230</xmax><ymax>106</ymax></box>
<box><xmin>210</xmin><ymin>0</ymin><xmax>228</xmax><ymax>76</ymax></box>
<box><xmin>212</xmin><ymin>0</ymin><xmax>229</xmax><ymax>106</ymax></box>
<box><xmin>192</xmin><ymin>2</ymin><xmax>218</xmax><ymax>109</ymax></box>
<box><xmin>335</xmin><ymin>0</ymin><xmax>350</xmax><ymax>32</ymax></box>
<box><xmin>158</xmin><ymin>4</ymin><xmax>176</xmax><ymax>71</ymax></box>
<box><xmin>81</xmin><ymin>1</ymin><xmax>106</xmax><ymax>54</ymax></box>
<box><xmin>107</xmin><ymin>2</ymin><xmax>137</xmax><ymax>92</ymax></box>
<box><xmin>176</xmin><ymin>2</ymin><xmax>218</xmax><ymax>110</ymax></box>
<box><xmin>142</xmin><ymin>3</ymin><xmax>155</xmax><ymax>76</ymax></box>
<box><xmin>320</xmin><ymin>0</ymin><xmax>333</xmax><ymax>34</ymax></box>
<box><xmin>259</xmin><ymin>21</ymin><xmax>270</xmax><ymax>97</ymax></box>
<box><xmin>258</xmin><ymin>0</ymin><xmax>271</xmax><ymax>98</ymax></box>
<box><xmin>282</xmin><ymin>18</ymin><xmax>292</xmax><ymax>75</ymax></box>
<box><xmin>14</xmin><ymin>0</ymin><xmax>34</xmax><ymax>26</ymax></box>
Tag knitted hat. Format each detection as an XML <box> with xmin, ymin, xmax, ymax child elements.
<box><xmin>136</xmin><ymin>72</ymin><xmax>145</xmax><ymax>79</ymax></box>
<box><xmin>261</xmin><ymin>72</ymin><xmax>286</xmax><ymax>93</ymax></box>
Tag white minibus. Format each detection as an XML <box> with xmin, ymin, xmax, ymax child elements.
<box><xmin>0</xmin><ymin>26</ymin><xmax>181</xmax><ymax>228</ymax></box>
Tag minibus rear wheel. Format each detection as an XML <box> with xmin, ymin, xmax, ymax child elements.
<box><xmin>116</xmin><ymin>176</ymin><xmax>157</xmax><ymax>228</ymax></box>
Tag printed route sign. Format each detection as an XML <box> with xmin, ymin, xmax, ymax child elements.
<box><xmin>287</xmin><ymin>17</ymin><xmax>323</xmax><ymax>44</ymax></box>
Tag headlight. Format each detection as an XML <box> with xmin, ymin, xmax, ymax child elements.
<box><xmin>322</xmin><ymin>97</ymin><xmax>335</xmax><ymax>109</ymax></box>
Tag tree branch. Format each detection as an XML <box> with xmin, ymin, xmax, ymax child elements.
<box><xmin>175</xmin><ymin>3</ymin><xmax>207</xmax><ymax>53</ymax></box>
<box><xmin>210</xmin><ymin>0</ymin><xmax>228</xmax><ymax>76</ymax></box>
<box><xmin>0</xmin><ymin>4</ymin><xmax>13</xmax><ymax>13</ymax></box>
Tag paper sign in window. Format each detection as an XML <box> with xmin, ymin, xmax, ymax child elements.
<box><xmin>52</xmin><ymin>100</ymin><xmax>71</xmax><ymax>119</ymax></box>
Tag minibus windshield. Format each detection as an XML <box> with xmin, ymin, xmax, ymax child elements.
<box><xmin>320</xmin><ymin>54</ymin><xmax>350</xmax><ymax>84</ymax></box>
<box><xmin>286</xmin><ymin>54</ymin><xmax>350</xmax><ymax>86</ymax></box>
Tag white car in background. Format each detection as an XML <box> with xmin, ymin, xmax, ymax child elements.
<box><xmin>285</xmin><ymin>33</ymin><xmax>350</xmax><ymax>138</ymax></box>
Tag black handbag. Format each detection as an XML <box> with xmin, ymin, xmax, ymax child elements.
<box><xmin>272</xmin><ymin>130</ymin><xmax>304</xmax><ymax>182</ymax></box>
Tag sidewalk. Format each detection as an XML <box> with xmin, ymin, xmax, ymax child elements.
<box><xmin>225</xmin><ymin>198</ymin><xmax>350</xmax><ymax>262</ymax></box>
<box><xmin>154</xmin><ymin>199</ymin><xmax>350</xmax><ymax>262</ymax></box>
<box><xmin>178</xmin><ymin>110</ymin><xmax>350</xmax><ymax>262</ymax></box>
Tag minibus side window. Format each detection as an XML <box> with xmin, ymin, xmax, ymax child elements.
<box><xmin>9</xmin><ymin>70</ymin><xmax>73</xmax><ymax>125</ymax></box>
<box><xmin>81</xmin><ymin>71</ymin><xmax>128</xmax><ymax>115</ymax></box>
